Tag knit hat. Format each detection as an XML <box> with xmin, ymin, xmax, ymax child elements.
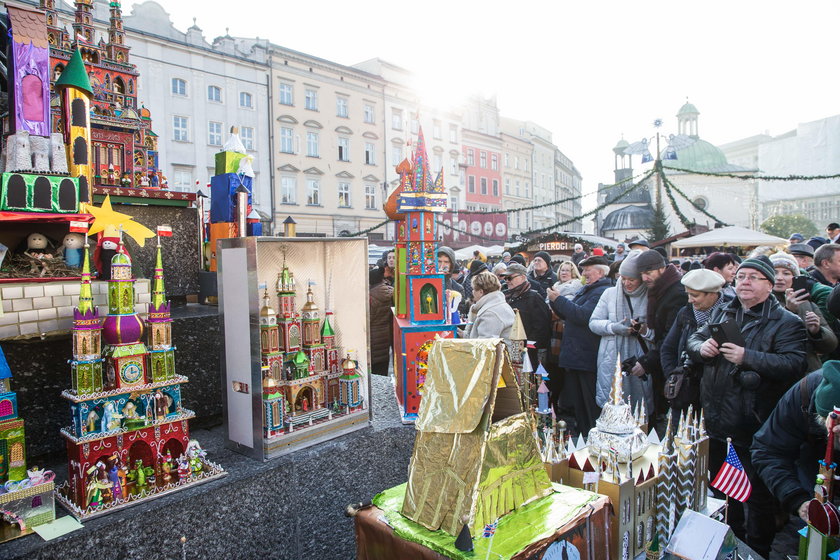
<box><xmin>533</xmin><ymin>251</ymin><xmax>552</xmax><ymax>268</ymax></box>
<box><xmin>815</xmin><ymin>361</ymin><xmax>840</xmax><ymax>417</ymax></box>
<box><xmin>809</xmin><ymin>237</ymin><xmax>829</xmax><ymax>251</ymax></box>
<box><xmin>681</xmin><ymin>269</ymin><xmax>725</xmax><ymax>293</ymax></box>
<box><xmin>627</xmin><ymin>238</ymin><xmax>649</xmax><ymax>249</ymax></box>
<box><xmin>737</xmin><ymin>255</ymin><xmax>775</xmax><ymax>283</ymax></box>
<box><xmin>618</xmin><ymin>250</ymin><xmax>642</xmax><ymax>279</ymax></box>
<box><xmin>789</xmin><ymin>233</ymin><xmax>805</xmax><ymax>243</ymax></box>
<box><xmin>769</xmin><ymin>252</ymin><xmax>800</xmax><ymax>276</ymax></box>
<box><xmin>788</xmin><ymin>243</ymin><xmax>815</xmax><ymax>257</ymax></box>
<box><xmin>510</xmin><ymin>254</ymin><xmax>526</xmax><ymax>266</ymax></box>
<box><xmin>635</xmin><ymin>250</ymin><xmax>666</xmax><ymax>273</ymax></box>
<box><xmin>592</xmin><ymin>247</ymin><xmax>605</xmax><ymax>256</ymax></box>
<box><xmin>469</xmin><ymin>259</ymin><xmax>488</xmax><ymax>275</ymax></box>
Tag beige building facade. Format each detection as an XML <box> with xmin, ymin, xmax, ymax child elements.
<box><xmin>500</xmin><ymin>118</ymin><xmax>534</xmax><ymax>237</ymax></box>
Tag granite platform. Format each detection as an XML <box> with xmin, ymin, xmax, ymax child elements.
<box><xmin>1</xmin><ymin>374</ymin><xmax>415</xmax><ymax>560</ymax></box>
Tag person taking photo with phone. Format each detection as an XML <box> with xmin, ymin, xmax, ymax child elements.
<box><xmin>686</xmin><ymin>254</ymin><xmax>807</xmax><ymax>556</ymax></box>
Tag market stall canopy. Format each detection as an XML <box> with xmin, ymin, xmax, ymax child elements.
<box><xmin>454</xmin><ymin>244</ymin><xmax>490</xmax><ymax>260</ymax></box>
<box><xmin>671</xmin><ymin>226</ymin><xmax>787</xmax><ymax>248</ymax></box>
<box><xmin>484</xmin><ymin>245</ymin><xmax>505</xmax><ymax>257</ymax></box>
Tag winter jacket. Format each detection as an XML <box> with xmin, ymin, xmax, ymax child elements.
<box><xmin>368</xmin><ymin>281</ymin><xmax>394</xmax><ymax>365</ymax></box>
<box><xmin>775</xmin><ymin>294</ymin><xmax>837</xmax><ymax>372</ymax></box>
<box><xmin>437</xmin><ymin>246</ymin><xmax>465</xmax><ymax>299</ymax></box>
<box><xmin>549</xmin><ymin>277</ymin><xmax>612</xmax><ymax>372</ymax></box>
<box><xmin>463</xmin><ymin>261</ymin><xmax>489</xmax><ymax>303</ymax></box>
<box><xmin>461</xmin><ymin>290</ymin><xmax>515</xmax><ymax>342</ymax></box>
<box><xmin>505</xmin><ymin>286</ymin><xmax>552</xmax><ymax>350</ymax></box>
<box><xmin>751</xmin><ymin>370</ymin><xmax>825</xmax><ymax>516</ymax></box>
<box><xmin>527</xmin><ymin>268</ymin><xmax>558</xmax><ymax>299</ymax></box>
<box><xmin>589</xmin><ymin>285</ymin><xmax>654</xmax><ymax>410</ymax></box>
<box><xmin>687</xmin><ymin>295</ymin><xmax>808</xmax><ymax>447</ymax></box>
<box><xmin>660</xmin><ymin>295</ymin><xmax>731</xmax><ymax>376</ymax></box>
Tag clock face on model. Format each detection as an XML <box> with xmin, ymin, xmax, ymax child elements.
<box><xmin>120</xmin><ymin>360</ymin><xmax>143</xmax><ymax>384</ymax></box>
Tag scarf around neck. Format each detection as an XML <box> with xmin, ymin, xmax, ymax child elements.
<box><xmin>646</xmin><ymin>264</ymin><xmax>681</xmax><ymax>325</ymax></box>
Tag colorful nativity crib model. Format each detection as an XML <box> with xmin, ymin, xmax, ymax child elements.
<box><xmin>0</xmin><ymin>345</ymin><xmax>56</xmax><ymax>543</ymax></box>
<box><xmin>55</xmin><ymin>237</ymin><xmax>225</xmax><ymax>519</ymax></box>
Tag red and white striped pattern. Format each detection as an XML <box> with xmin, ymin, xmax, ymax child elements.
<box><xmin>711</xmin><ymin>443</ymin><xmax>752</xmax><ymax>502</ymax></box>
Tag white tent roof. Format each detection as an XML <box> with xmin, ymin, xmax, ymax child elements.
<box><xmin>454</xmin><ymin>245</ymin><xmax>489</xmax><ymax>260</ymax></box>
<box><xmin>671</xmin><ymin>226</ymin><xmax>787</xmax><ymax>248</ymax></box>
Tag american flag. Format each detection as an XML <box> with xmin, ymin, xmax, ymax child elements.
<box><xmin>482</xmin><ymin>521</ymin><xmax>497</xmax><ymax>538</ymax></box>
<box><xmin>711</xmin><ymin>443</ymin><xmax>752</xmax><ymax>502</ymax></box>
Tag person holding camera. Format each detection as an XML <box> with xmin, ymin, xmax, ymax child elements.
<box><xmin>660</xmin><ymin>269</ymin><xmax>729</xmax><ymax>416</ymax></box>
<box><xmin>589</xmin><ymin>250</ymin><xmax>654</xmax><ymax>415</ymax></box>
<box><xmin>771</xmin><ymin>252</ymin><xmax>837</xmax><ymax>371</ymax></box>
<box><xmin>686</xmin><ymin>255</ymin><xmax>807</xmax><ymax>556</ymax></box>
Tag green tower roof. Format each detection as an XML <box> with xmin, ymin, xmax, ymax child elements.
<box><xmin>77</xmin><ymin>243</ymin><xmax>94</xmax><ymax>314</ymax></box>
<box><xmin>151</xmin><ymin>244</ymin><xmax>167</xmax><ymax>308</ymax></box>
<box><xmin>321</xmin><ymin>314</ymin><xmax>335</xmax><ymax>337</ymax></box>
<box><xmin>55</xmin><ymin>48</ymin><xmax>93</xmax><ymax>95</ymax></box>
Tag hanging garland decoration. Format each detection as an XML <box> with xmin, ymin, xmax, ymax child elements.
<box><xmin>663</xmin><ymin>172</ymin><xmax>732</xmax><ymax>227</ymax></box>
<box><xmin>339</xmin><ymin>218</ymin><xmax>390</xmax><ymax>238</ymax></box>
<box><xmin>658</xmin><ymin>171</ymin><xmax>695</xmax><ymax>230</ymax></box>
<box><xmin>459</xmin><ymin>168</ymin><xmax>652</xmax><ymax>215</ymax></box>
<box><xmin>661</xmin><ymin>165</ymin><xmax>840</xmax><ymax>182</ymax></box>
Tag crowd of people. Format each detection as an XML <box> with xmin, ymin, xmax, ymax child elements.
<box><xmin>367</xmin><ymin>223</ymin><xmax>840</xmax><ymax>556</ymax></box>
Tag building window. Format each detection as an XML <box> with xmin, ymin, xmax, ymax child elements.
<box><xmin>307</xmin><ymin>179</ymin><xmax>320</xmax><ymax>205</ymax></box>
<box><xmin>338</xmin><ymin>137</ymin><xmax>350</xmax><ymax>161</ymax></box>
<box><xmin>171</xmin><ymin>78</ymin><xmax>186</xmax><ymax>96</ymax></box>
<box><xmin>450</xmin><ymin>157</ymin><xmax>458</xmax><ymax>175</ymax></box>
<box><xmin>305</xmin><ymin>89</ymin><xmax>318</xmax><ymax>111</ymax></box>
<box><xmin>338</xmin><ymin>182</ymin><xmax>351</xmax><ymax>207</ymax></box>
<box><xmin>172</xmin><ymin>169</ymin><xmax>192</xmax><ymax>191</ymax></box>
<box><xmin>468</xmin><ymin>176</ymin><xmax>475</xmax><ymax>193</ymax></box>
<box><xmin>411</xmin><ymin>114</ymin><xmax>419</xmax><ymax>134</ymax></box>
<box><xmin>467</xmin><ymin>149</ymin><xmax>474</xmax><ymax>166</ymax></box>
<box><xmin>491</xmin><ymin>154</ymin><xmax>498</xmax><ymax>171</ymax></box>
<box><xmin>365</xmin><ymin>184</ymin><xmax>376</xmax><ymax>209</ymax></box>
<box><xmin>505</xmin><ymin>178</ymin><xmax>510</xmax><ymax>195</ymax></box>
<box><xmin>172</xmin><ymin>116</ymin><xmax>188</xmax><ymax>141</ymax></box>
<box><xmin>241</xmin><ymin>126</ymin><xmax>254</xmax><ymax>150</ymax></box>
<box><xmin>364</xmin><ymin>142</ymin><xmax>375</xmax><ymax>165</ymax></box>
<box><xmin>449</xmin><ymin>124</ymin><xmax>457</xmax><ymax>143</ymax></box>
<box><xmin>391</xmin><ymin>109</ymin><xmax>402</xmax><ymax>130</ymax></box>
<box><xmin>207</xmin><ymin>85</ymin><xmax>221</xmax><ymax>102</ymax></box>
<box><xmin>525</xmin><ymin>181</ymin><xmax>530</xmax><ymax>197</ymax></box>
<box><xmin>480</xmin><ymin>152</ymin><xmax>487</xmax><ymax>168</ymax></box>
<box><xmin>336</xmin><ymin>97</ymin><xmax>348</xmax><ymax>118</ymax></box>
<box><xmin>449</xmin><ymin>196</ymin><xmax>458</xmax><ymax>212</ymax></box>
<box><xmin>433</xmin><ymin>120</ymin><xmax>442</xmax><ymax>139</ymax></box>
<box><xmin>307</xmin><ymin>132</ymin><xmax>319</xmax><ymax>157</ymax></box>
<box><xmin>516</xmin><ymin>180</ymin><xmax>521</xmax><ymax>196</ymax></box>
<box><xmin>208</xmin><ymin>121</ymin><xmax>222</xmax><ymax>146</ymax></box>
<box><xmin>281</xmin><ymin>177</ymin><xmax>296</xmax><ymax>204</ymax></box>
<box><xmin>279</xmin><ymin>83</ymin><xmax>293</xmax><ymax>105</ymax></box>
<box><xmin>279</xmin><ymin>127</ymin><xmax>294</xmax><ymax>154</ymax></box>
<box><xmin>391</xmin><ymin>145</ymin><xmax>402</xmax><ymax>166</ymax></box>
<box><xmin>480</xmin><ymin>177</ymin><xmax>488</xmax><ymax>195</ymax></box>
<box><xmin>239</xmin><ymin>91</ymin><xmax>253</xmax><ymax>108</ymax></box>
<box><xmin>364</xmin><ymin>104</ymin><xmax>375</xmax><ymax>124</ymax></box>
<box><xmin>492</xmin><ymin>179</ymin><xmax>499</xmax><ymax>197</ymax></box>
<box><xmin>433</xmin><ymin>154</ymin><xmax>442</xmax><ymax>172</ymax></box>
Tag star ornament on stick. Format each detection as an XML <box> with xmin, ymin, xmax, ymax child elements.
<box><xmin>82</xmin><ymin>195</ymin><xmax>156</xmax><ymax>247</ymax></box>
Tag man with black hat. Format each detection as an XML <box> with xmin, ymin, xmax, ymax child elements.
<box><xmin>827</xmin><ymin>222</ymin><xmax>840</xmax><ymax>244</ymax></box>
<box><xmin>788</xmin><ymin>242</ymin><xmax>815</xmax><ymax>271</ymax></box>
<box><xmin>502</xmin><ymin>263</ymin><xmax>551</xmax><ymax>369</ymax></box>
<box><xmin>627</xmin><ymin>238</ymin><xmax>650</xmax><ymax>252</ymax></box>
<box><xmin>687</xmin><ymin>255</ymin><xmax>807</xmax><ymax>556</ymax></box>
<box><xmin>631</xmin><ymin>250</ymin><xmax>687</xmax><ymax>417</ymax></box>
<box><xmin>527</xmin><ymin>251</ymin><xmax>557</xmax><ymax>299</ymax></box>
<box><xmin>547</xmin><ymin>255</ymin><xmax>612</xmax><ymax>436</ymax></box>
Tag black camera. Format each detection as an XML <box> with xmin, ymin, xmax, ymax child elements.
<box><xmin>621</xmin><ymin>356</ymin><xmax>648</xmax><ymax>381</ymax></box>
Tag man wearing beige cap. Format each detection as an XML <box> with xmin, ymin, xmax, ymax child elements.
<box><xmin>660</xmin><ymin>269</ymin><xmax>728</xmax><ymax>415</ymax></box>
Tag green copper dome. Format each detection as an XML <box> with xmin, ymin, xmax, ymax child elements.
<box><xmin>55</xmin><ymin>48</ymin><xmax>93</xmax><ymax>95</ymax></box>
<box><xmin>662</xmin><ymin>139</ymin><xmax>729</xmax><ymax>172</ymax></box>
<box><xmin>677</xmin><ymin>101</ymin><xmax>699</xmax><ymax>116</ymax></box>
<box><xmin>612</xmin><ymin>137</ymin><xmax>629</xmax><ymax>156</ymax></box>
<box><xmin>111</xmin><ymin>251</ymin><xmax>131</xmax><ymax>266</ymax></box>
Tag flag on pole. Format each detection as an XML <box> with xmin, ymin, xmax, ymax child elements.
<box><xmin>157</xmin><ymin>225</ymin><xmax>173</xmax><ymax>237</ymax></box>
<box><xmin>69</xmin><ymin>221</ymin><xmax>89</xmax><ymax>233</ymax></box>
<box><xmin>482</xmin><ymin>521</ymin><xmax>497</xmax><ymax>538</ymax></box>
<box><xmin>711</xmin><ymin>442</ymin><xmax>752</xmax><ymax>502</ymax></box>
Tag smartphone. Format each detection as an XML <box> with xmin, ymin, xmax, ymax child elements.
<box><xmin>709</xmin><ymin>320</ymin><xmax>745</xmax><ymax>347</ymax></box>
<box><xmin>792</xmin><ymin>276</ymin><xmax>811</xmax><ymax>297</ymax></box>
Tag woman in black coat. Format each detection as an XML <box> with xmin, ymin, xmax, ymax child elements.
<box><xmin>502</xmin><ymin>264</ymin><xmax>552</xmax><ymax>368</ymax></box>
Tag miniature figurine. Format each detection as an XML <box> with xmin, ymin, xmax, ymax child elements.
<box><xmin>120</xmin><ymin>173</ymin><xmax>131</xmax><ymax>187</ymax></box>
<box><xmin>86</xmin><ymin>409</ymin><xmax>100</xmax><ymax>434</ymax></box>
<box><xmin>159</xmin><ymin>452</ymin><xmax>173</xmax><ymax>485</ymax></box>
<box><xmin>185</xmin><ymin>440</ymin><xmax>206</xmax><ymax>476</ymax></box>
<box><xmin>107</xmin><ymin>455</ymin><xmax>123</xmax><ymax>501</ymax></box>
<box><xmin>128</xmin><ymin>459</ymin><xmax>153</xmax><ymax>491</ymax></box>
<box><xmin>154</xmin><ymin>389</ymin><xmax>167</xmax><ymax>421</ymax></box>
<box><xmin>101</xmin><ymin>401</ymin><xmax>122</xmax><ymax>432</ymax></box>
<box><xmin>177</xmin><ymin>456</ymin><xmax>190</xmax><ymax>482</ymax></box>
<box><xmin>61</xmin><ymin>233</ymin><xmax>86</xmax><ymax>268</ymax></box>
<box><xmin>93</xmin><ymin>235</ymin><xmax>120</xmax><ymax>280</ymax></box>
<box><xmin>85</xmin><ymin>466</ymin><xmax>110</xmax><ymax>508</ymax></box>
<box><xmin>22</xmin><ymin>232</ymin><xmax>56</xmax><ymax>276</ymax></box>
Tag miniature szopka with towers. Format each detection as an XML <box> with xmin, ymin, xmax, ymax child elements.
<box><xmin>259</xmin><ymin>261</ymin><xmax>364</xmax><ymax>442</ymax></box>
<box><xmin>55</xmin><ymin>234</ymin><xmax>225</xmax><ymax>519</ymax></box>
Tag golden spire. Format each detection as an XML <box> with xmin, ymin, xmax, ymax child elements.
<box><xmin>510</xmin><ymin>309</ymin><xmax>527</xmax><ymax>341</ymax></box>
<box><xmin>150</xmin><ymin>236</ymin><xmax>166</xmax><ymax>309</ymax></box>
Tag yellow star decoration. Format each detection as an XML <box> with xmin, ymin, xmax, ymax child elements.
<box><xmin>81</xmin><ymin>195</ymin><xmax>156</xmax><ymax>247</ymax></box>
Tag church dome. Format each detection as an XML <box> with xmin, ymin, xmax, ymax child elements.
<box><xmin>677</xmin><ymin>101</ymin><xmax>699</xmax><ymax>116</ymax></box>
<box><xmin>602</xmin><ymin>205</ymin><xmax>654</xmax><ymax>231</ymax></box>
<box><xmin>612</xmin><ymin>137</ymin><xmax>629</xmax><ymax>156</ymax></box>
<box><xmin>662</xmin><ymin>139</ymin><xmax>729</xmax><ymax>172</ymax></box>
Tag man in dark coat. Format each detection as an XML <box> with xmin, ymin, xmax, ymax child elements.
<box><xmin>751</xmin><ymin>363</ymin><xmax>840</xmax><ymax>547</ymax></box>
<box><xmin>660</xmin><ymin>269</ymin><xmax>728</xmax><ymax>415</ymax></box>
<box><xmin>502</xmin><ymin>263</ymin><xmax>552</xmax><ymax>368</ymax></box>
<box><xmin>368</xmin><ymin>267</ymin><xmax>394</xmax><ymax>376</ymax></box>
<box><xmin>632</xmin><ymin>251</ymin><xmax>688</xmax><ymax>416</ymax></box>
<box><xmin>527</xmin><ymin>251</ymin><xmax>557</xmax><ymax>299</ymax></box>
<box><xmin>547</xmin><ymin>255</ymin><xmax>612</xmax><ymax>437</ymax></box>
<box><xmin>687</xmin><ymin>255</ymin><xmax>807</xmax><ymax>556</ymax></box>
<box><xmin>812</xmin><ymin>244</ymin><xmax>840</xmax><ymax>287</ymax></box>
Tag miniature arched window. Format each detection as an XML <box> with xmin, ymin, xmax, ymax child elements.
<box><xmin>73</xmin><ymin>137</ymin><xmax>88</xmax><ymax>165</ymax></box>
<box><xmin>128</xmin><ymin>79</ymin><xmax>134</xmax><ymax>94</ymax></box>
<box><xmin>71</xmin><ymin>98</ymin><xmax>87</xmax><ymax>127</ymax></box>
<box><xmin>58</xmin><ymin>178</ymin><xmax>77</xmax><ymax>211</ymax></box>
<box><xmin>81</xmin><ymin>337</ymin><xmax>89</xmax><ymax>355</ymax></box>
<box><xmin>260</xmin><ymin>331</ymin><xmax>268</xmax><ymax>350</ymax></box>
<box><xmin>33</xmin><ymin>177</ymin><xmax>53</xmax><ymax>210</ymax></box>
<box><xmin>52</xmin><ymin>64</ymin><xmax>64</xmax><ymax>82</ymax></box>
<box><xmin>419</xmin><ymin>283</ymin><xmax>438</xmax><ymax>314</ymax></box>
<box><xmin>113</xmin><ymin>77</ymin><xmax>124</xmax><ymax>94</ymax></box>
<box><xmin>21</xmin><ymin>74</ymin><xmax>45</xmax><ymax>122</ymax></box>
<box><xmin>104</xmin><ymin>74</ymin><xmax>111</xmax><ymax>90</ymax></box>
<box><xmin>0</xmin><ymin>399</ymin><xmax>12</xmax><ymax>417</ymax></box>
<box><xmin>10</xmin><ymin>442</ymin><xmax>23</xmax><ymax>463</ymax></box>
<box><xmin>78</xmin><ymin>175</ymin><xmax>89</xmax><ymax>204</ymax></box>
<box><xmin>289</xmin><ymin>325</ymin><xmax>300</xmax><ymax>348</ymax></box>
<box><xmin>4</xmin><ymin>175</ymin><xmax>27</xmax><ymax>208</ymax></box>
